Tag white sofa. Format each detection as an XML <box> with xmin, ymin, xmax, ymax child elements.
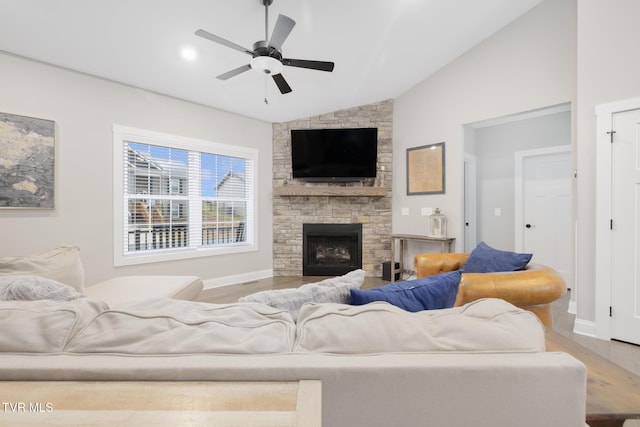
<box><xmin>0</xmin><ymin>246</ymin><xmax>587</xmax><ymax>426</ymax></box>
<box><xmin>0</xmin><ymin>295</ymin><xmax>587</xmax><ymax>426</ymax></box>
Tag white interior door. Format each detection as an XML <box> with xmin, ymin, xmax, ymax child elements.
<box><xmin>610</xmin><ymin>108</ymin><xmax>640</xmax><ymax>345</ymax></box>
<box><xmin>521</xmin><ymin>149</ymin><xmax>572</xmax><ymax>286</ymax></box>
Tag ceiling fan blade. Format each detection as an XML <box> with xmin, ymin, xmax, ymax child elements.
<box><xmin>268</xmin><ymin>14</ymin><xmax>296</xmax><ymax>51</ymax></box>
<box><xmin>272</xmin><ymin>73</ymin><xmax>292</xmax><ymax>94</ymax></box>
<box><xmin>282</xmin><ymin>58</ymin><xmax>334</xmax><ymax>72</ymax></box>
<box><xmin>217</xmin><ymin>64</ymin><xmax>252</xmax><ymax>80</ymax></box>
<box><xmin>195</xmin><ymin>29</ymin><xmax>254</xmax><ymax>56</ymax></box>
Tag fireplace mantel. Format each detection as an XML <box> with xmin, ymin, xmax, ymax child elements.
<box><xmin>274</xmin><ymin>186</ymin><xmax>387</xmax><ymax>197</ymax></box>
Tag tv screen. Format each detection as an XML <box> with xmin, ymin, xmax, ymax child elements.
<box><xmin>291</xmin><ymin>128</ymin><xmax>378</xmax><ymax>181</ymax></box>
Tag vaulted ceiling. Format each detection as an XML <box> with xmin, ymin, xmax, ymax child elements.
<box><xmin>0</xmin><ymin>0</ymin><xmax>543</xmax><ymax>123</ymax></box>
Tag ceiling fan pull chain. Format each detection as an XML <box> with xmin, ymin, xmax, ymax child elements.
<box><xmin>264</xmin><ymin>77</ymin><xmax>269</xmax><ymax>105</ymax></box>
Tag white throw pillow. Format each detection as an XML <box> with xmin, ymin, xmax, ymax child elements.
<box><xmin>0</xmin><ymin>275</ymin><xmax>84</xmax><ymax>301</ymax></box>
<box><xmin>0</xmin><ymin>246</ymin><xmax>85</xmax><ymax>293</ymax></box>
<box><xmin>238</xmin><ymin>269</ymin><xmax>365</xmax><ymax>319</ymax></box>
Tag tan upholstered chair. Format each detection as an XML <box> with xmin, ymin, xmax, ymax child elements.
<box><xmin>414</xmin><ymin>253</ymin><xmax>565</xmax><ymax>328</ymax></box>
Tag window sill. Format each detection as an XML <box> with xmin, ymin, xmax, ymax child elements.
<box><xmin>114</xmin><ymin>243</ymin><xmax>256</xmax><ymax>267</ymax></box>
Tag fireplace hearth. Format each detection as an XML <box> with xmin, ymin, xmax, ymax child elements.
<box><xmin>303</xmin><ymin>223</ymin><xmax>363</xmax><ymax>276</ymax></box>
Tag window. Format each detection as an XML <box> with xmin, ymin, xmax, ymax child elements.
<box><xmin>113</xmin><ymin>125</ymin><xmax>257</xmax><ymax>266</ymax></box>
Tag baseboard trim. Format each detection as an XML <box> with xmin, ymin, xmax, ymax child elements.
<box><xmin>202</xmin><ymin>269</ymin><xmax>274</xmax><ymax>290</ymax></box>
<box><xmin>572</xmin><ymin>317</ymin><xmax>597</xmax><ymax>338</ymax></box>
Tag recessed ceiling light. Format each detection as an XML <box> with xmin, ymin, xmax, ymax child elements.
<box><xmin>180</xmin><ymin>46</ymin><xmax>198</xmax><ymax>61</ymax></box>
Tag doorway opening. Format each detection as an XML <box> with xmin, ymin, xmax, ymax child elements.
<box><xmin>462</xmin><ymin>102</ymin><xmax>574</xmax><ymax>301</ymax></box>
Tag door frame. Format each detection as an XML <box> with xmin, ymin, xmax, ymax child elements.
<box><xmin>514</xmin><ymin>145</ymin><xmax>572</xmax><ymax>254</ymax></box>
<box><xmin>595</xmin><ymin>97</ymin><xmax>640</xmax><ymax>341</ymax></box>
<box><xmin>463</xmin><ymin>153</ymin><xmax>477</xmax><ymax>252</ymax></box>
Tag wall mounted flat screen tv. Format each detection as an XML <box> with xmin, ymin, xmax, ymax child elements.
<box><xmin>291</xmin><ymin>127</ymin><xmax>378</xmax><ymax>181</ymax></box>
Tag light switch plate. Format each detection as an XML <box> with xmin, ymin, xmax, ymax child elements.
<box><xmin>494</xmin><ymin>208</ymin><xmax>502</xmax><ymax>217</ymax></box>
<box><xmin>401</xmin><ymin>208</ymin><xmax>410</xmax><ymax>216</ymax></box>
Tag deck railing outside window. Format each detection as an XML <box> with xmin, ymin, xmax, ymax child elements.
<box><xmin>128</xmin><ymin>222</ymin><xmax>246</xmax><ymax>251</ymax></box>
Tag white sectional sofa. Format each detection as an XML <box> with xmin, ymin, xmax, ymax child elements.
<box><xmin>0</xmin><ymin>246</ymin><xmax>587</xmax><ymax>426</ymax></box>
<box><xmin>0</xmin><ymin>296</ymin><xmax>587</xmax><ymax>426</ymax></box>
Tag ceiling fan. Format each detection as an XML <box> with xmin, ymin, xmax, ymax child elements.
<box><xmin>195</xmin><ymin>0</ymin><xmax>334</xmax><ymax>95</ymax></box>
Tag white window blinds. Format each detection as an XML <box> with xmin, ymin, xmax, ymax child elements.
<box><xmin>113</xmin><ymin>125</ymin><xmax>256</xmax><ymax>266</ymax></box>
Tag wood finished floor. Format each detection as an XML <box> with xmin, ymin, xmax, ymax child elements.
<box><xmin>197</xmin><ymin>277</ymin><xmax>640</xmax><ymax>378</ymax></box>
<box><xmin>552</xmin><ymin>289</ymin><xmax>640</xmax><ymax>378</ymax></box>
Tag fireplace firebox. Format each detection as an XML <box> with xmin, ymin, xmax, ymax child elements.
<box><xmin>302</xmin><ymin>223</ymin><xmax>363</xmax><ymax>276</ymax></box>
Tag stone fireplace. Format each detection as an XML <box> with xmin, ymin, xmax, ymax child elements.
<box><xmin>272</xmin><ymin>100</ymin><xmax>393</xmax><ymax>277</ymax></box>
<box><xmin>303</xmin><ymin>223</ymin><xmax>362</xmax><ymax>276</ymax></box>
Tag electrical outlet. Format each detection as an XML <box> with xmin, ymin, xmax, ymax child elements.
<box><xmin>494</xmin><ymin>208</ymin><xmax>502</xmax><ymax>217</ymax></box>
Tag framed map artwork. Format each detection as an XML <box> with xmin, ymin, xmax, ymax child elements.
<box><xmin>406</xmin><ymin>142</ymin><xmax>445</xmax><ymax>195</ymax></box>
<box><xmin>0</xmin><ymin>112</ymin><xmax>55</xmax><ymax>208</ymax></box>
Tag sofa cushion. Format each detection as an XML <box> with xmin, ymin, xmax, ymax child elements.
<box><xmin>0</xmin><ymin>299</ymin><xmax>108</xmax><ymax>352</ymax></box>
<box><xmin>294</xmin><ymin>298</ymin><xmax>545</xmax><ymax>354</ymax></box>
<box><xmin>0</xmin><ymin>246</ymin><xmax>85</xmax><ymax>293</ymax></box>
<box><xmin>349</xmin><ymin>271</ymin><xmax>461</xmax><ymax>312</ymax></box>
<box><xmin>84</xmin><ymin>275</ymin><xmax>203</xmax><ymax>307</ymax></box>
<box><xmin>462</xmin><ymin>241</ymin><xmax>532</xmax><ymax>273</ymax></box>
<box><xmin>238</xmin><ymin>269</ymin><xmax>365</xmax><ymax>319</ymax></box>
<box><xmin>65</xmin><ymin>298</ymin><xmax>296</xmax><ymax>354</ymax></box>
<box><xmin>0</xmin><ymin>275</ymin><xmax>84</xmax><ymax>301</ymax></box>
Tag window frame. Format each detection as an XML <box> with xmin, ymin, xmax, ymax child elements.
<box><xmin>113</xmin><ymin>125</ymin><xmax>258</xmax><ymax>267</ymax></box>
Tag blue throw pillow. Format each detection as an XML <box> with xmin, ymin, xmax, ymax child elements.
<box><xmin>349</xmin><ymin>270</ymin><xmax>461</xmax><ymax>312</ymax></box>
<box><xmin>463</xmin><ymin>241</ymin><xmax>532</xmax><ymax>273</ymax></box>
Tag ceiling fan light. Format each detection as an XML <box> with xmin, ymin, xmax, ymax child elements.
<box><xmin>250</xmin><ymin>56</ymin><xmax>284</xmax><ymax>75</ymax></box>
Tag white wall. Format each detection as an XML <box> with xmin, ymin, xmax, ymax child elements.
<box><xmin>393</xmin><ymin>0</ymin><xmax>640</xmax><ymax>332</ymax></box>
<box><xmin>0</xmin><ymin>52</ymin><xmax>273</xmax><ymax>286</ymax></box>
<box><xmin>575</xmin><ymin>0</ymin><xmax>640</xmax><ymax>323</ymax></box>
<box><xmin>393</xmin><ymin>0</ymin><xmax>576</xmax><ymax>261</ymax></box>
<box><xmin>473</xmin><ymin>110</ymin><xmax>571</xmax><ymax>250</ymax></box>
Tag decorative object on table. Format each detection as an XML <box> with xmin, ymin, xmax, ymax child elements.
<box><xmin>406</xmin><ymin>142</ymin><xmax>445</xmax><ymax>195</ymax></box>
<box><xmin>0</xmin><ymin>112</ymin><xmax>55</xmax><ymax>209</ymax></box>
<box><xmin>428</xmin><ymin>207</ymin><xmax>447</xmax><ymax>237</ymax></box>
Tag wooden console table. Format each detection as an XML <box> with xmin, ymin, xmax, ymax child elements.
<box><xmin>546</xmin><ymin>330</ymin><xmax>640</xmax><ymax>427</ymax></box>
<box><xmin>0</xmin><ymin>380</ymin><xmax>322</xmax><ymax>427</ymax></box>
<box><xmin>390</xmin><ymin>234</ymin><xmax>456</xmax><ymax>282</ymax></box>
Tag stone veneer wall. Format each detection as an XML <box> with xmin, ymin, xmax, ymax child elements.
<box><xmin>272</xmin><ymin>100</ymin><xmax>393</xmax><ymax>277</ymax></box>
